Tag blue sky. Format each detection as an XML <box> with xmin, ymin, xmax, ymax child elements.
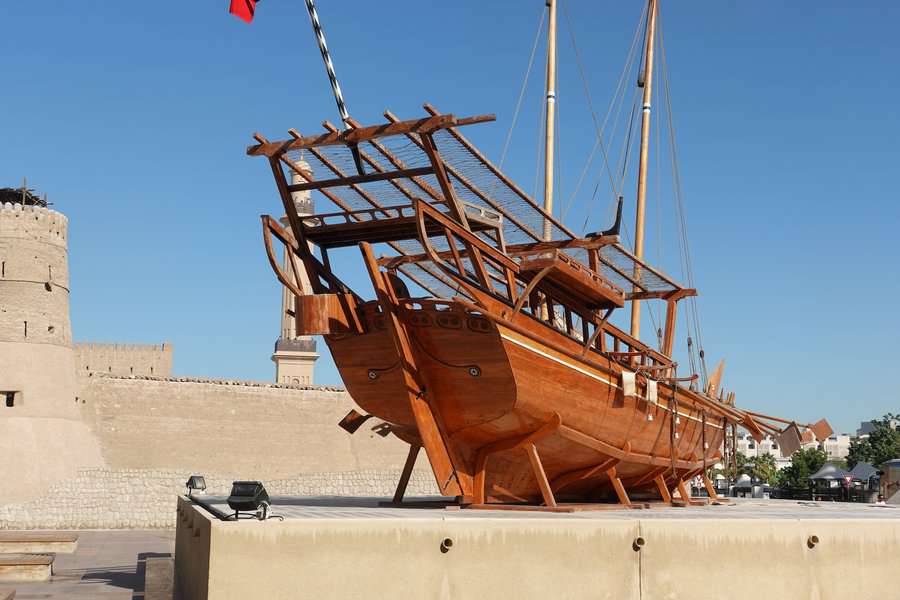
<box><xmin>2</xmin><ymin>1</ymin><xmax>897</xmax><ymax>434</ymax></box>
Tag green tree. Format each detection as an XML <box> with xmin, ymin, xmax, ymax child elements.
<box><xmin>774</xmin><ymin>447</ymin><xmax>828</xmax><ymax>489</ymax></box>
<box><xmin>710</xmin><ymin>452</ymin><xmax>749</xmax><ymax>482</ymax></box>
<box><xmin>847</xmin><ymin>414</ymin><xmax>900</xmax><ymax>468</ymax></box>
<box><xmin>749</xmin><ymin>452</ymin><xmax>777</xmax><ymax>484</ymax></box>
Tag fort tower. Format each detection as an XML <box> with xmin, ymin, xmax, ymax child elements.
<box><xmin>0</xmin><ymin>195</ymin><xmax>102</xmax><ymax>503</ymax></box>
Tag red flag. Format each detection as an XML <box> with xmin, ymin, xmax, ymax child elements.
<box><xmin>229</xmin><ymin>0</ymin><xmax>258</xmax><ymax>23</ymax></box>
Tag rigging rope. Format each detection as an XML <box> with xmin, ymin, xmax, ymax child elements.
<box><xmin>657</xmin><ymin>12</ymin><xmax>709</xmax><ymax>386</ymax></box>
<box><xmin>303</xmin><ymin>0</ymin><xmax>364</xmax><ymax>174</ymax></box>
<box><xmin>559</xmin><ymin>0</ymin><xmax>618</xmax><ymax>212</ymax></box>
<box><xmin>304</xmin><ymin>0</ymin><xmax>351</xmax><ymax>126</ymax></box>
<box><xmin>500</xmin><ymin>7</ymin><xmax>547</xmax><ymax>169</ymax></box>
<box><xmin>577</xmin><ymin>9</ymin><xmax>647</xmax><ymax>232</ymax></box>
<box><xmin>564</xmin><ymin>1</ymin><xmax>648</xmax><ymax>225</ymax></box>
<box><xmin>532</xmin><ymin>82</ymin><xmax>547</xmax><ymax>203</ymax></box>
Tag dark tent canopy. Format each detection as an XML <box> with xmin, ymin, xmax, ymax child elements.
<box><xmin>849</xmin><ymin>461</ymin><xmax>878</xmax><ymax>481</ymax></box>
<box><xmin>808</xmin><ymin>463</ymin><xmax>850</xmax><ymax>481</ymax></box>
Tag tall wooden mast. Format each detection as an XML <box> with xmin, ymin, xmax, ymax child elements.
<box><xmin>630</xmin><ymin>0</ymin><xmax>659</xmax><ymax>339</ymax></box>
<box><xmin>542</xmin><ymin>0</ymin><xmax>558</xmax><ymax>241</ymax></box>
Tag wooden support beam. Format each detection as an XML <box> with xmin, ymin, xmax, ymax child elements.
<box><xmin>551</xmin><ymin>457</ymin><xmax>618</xmax><ymax>493</ymax></box>
<box><xmin>379</xmin><ymin>235</ymin><xmax>621</xmax><ymax>270</ymax></box>
<box><xmin>359</xmin><ymin>242</ymin><xmax>465</xmax><ymax>497</ymax></box>
<box><xmin>472</xmin><ymin>415</ymin><xmax>562</xmax><ymax>504</ymax></box>
<box><xmin>662</xmin><ymin>299</ymin><xmax>677</xmax><ymax>357</ymax></box>
<box><xmin>676</xmin><ymin>479</ymin><xmax>692</xmax><ymax>503</ymax></box>
<box><xmin>524</xmin><ymin>443</ymin><xmax>557</xmax><ymax>508</ymax></box>
<box><xmin>248</xmin><ymin>112</ymin><xmax>496</xmax><ymax>156</ymax></box>
<box><xmin>286</xmin><ymin>166</ymin><xmax>433</xmax><ymax>192</ymax></box>
<box><xmin>654</xmin><ymin>474</ymin><xmax>672</xmax><ymax>503</ymax></box>
<box><xmin>392</xmin><ymin>444</ymin><xmax>421</xmax><ymax>504</ymax></box>
<box><xmin>701</xmin><ymin>472</ymin><xmax>719</xmax><ymax>501</ymax></box>
<box><xmin>606</xmin><ymin>466</ymin><xmax>632</xmax><ymax>506</ymax></box>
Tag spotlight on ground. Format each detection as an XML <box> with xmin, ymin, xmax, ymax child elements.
<box><xmin>185</xmin><ymin>475</ymin><xmax>207</xmax><ymax>496</ymax></box>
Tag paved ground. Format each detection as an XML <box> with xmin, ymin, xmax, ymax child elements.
<box><xmin>198</xmin><ymin>495</ymin><xmax>900</xmax><ymax>520</ymax></box>
<box><xmin>9</xmin><ymin>530</ymin><xmax>174</xmax><ymax>600</ymax></box>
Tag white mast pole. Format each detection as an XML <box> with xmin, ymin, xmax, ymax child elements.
<box><xmin>542</xmin><ymin>0</ymin><xmax>558</xmax><ymax>241</ymax></box>
<box><xmin>630</xmin><ymin>0</ymin><xmax>658</xmax><ymax>340</ymax></box>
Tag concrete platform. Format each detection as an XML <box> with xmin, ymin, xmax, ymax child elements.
<box><xmin>175</xmin><ymin>495</ymin><xmax>900</xmax><ymax>600</ymax></box>
<box><xmin>0</xmin><ymin>532</ymin><xmax>78</xmax><ymax>554</ymax></box>
<box><xmin>0</xmin><ymin>554</ymin><xmax>53</xmax><ymax>583</ymax></box>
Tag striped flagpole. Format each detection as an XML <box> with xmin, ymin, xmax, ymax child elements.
<box><xmin>303</xmin><ymin>0</ymin><xmax>365</xmax><ymax>174</ymax></box>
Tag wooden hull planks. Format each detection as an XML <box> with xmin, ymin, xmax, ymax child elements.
<box><xmin>327</xmin><ymin>300</ymin><xmax>725</xmax><ymax>505</ymax></box>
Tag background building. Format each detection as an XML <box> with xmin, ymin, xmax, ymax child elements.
<box><xmin>271</xmin><ymin>160</ymin><xmax>319</xmax><ymax>385</ymax></box>
<box><xmin>857</xmin><ymin>419</ymin><xmax>899</xmax><ymax>438</ymax></box>
<box><xmin>732</xmin><ymin>430</ymin><xmax>853</xmax><ymax>471</ymax></box>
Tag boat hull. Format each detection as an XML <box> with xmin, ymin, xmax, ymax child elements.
<box><xmin>328</xmin><ymin>300</ymin><xmax>725</xmax><ymax>504</ymax></box>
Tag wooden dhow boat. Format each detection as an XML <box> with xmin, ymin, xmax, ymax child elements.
<box><xmin>248</xmin><ymin>1</ymin><xmax>832</xmax><ymax>510</ymax></box>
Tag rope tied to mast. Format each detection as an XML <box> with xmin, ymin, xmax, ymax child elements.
<box><xmin>303</xmin><ymin>0</ymin><xmax>365</xmax><ymax>175</ymax></box>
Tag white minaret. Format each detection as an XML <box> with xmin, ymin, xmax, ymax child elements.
<box><xmin>271</xmin><ymin>158</ymin><xmax>319</xmax><ymax>386</ymax></box>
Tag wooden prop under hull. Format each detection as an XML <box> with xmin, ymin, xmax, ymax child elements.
<box><xmin>327</xmin><ymin>299</ymin><xmax>725</xmax><ymax>506</ymax></box>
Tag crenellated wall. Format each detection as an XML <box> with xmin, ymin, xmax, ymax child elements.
<box><xmin>75</xmin><ymin>342</ymin><xmax>173</xmax><ymax>377</ymax></box>
<box><xmin>0</xmin><ymin>201</ymin><xmax>103</xmax><ymax>504</ymax></box>
<box><xmin>0</xmin><ymin>202</ymin><xmax>70</xmax><ymax>346</ymax></box>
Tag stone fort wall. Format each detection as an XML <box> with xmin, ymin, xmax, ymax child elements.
<box><xmin>0</xmin><ymin>202</ymin><xmax>70</xmax><ymax>346</ymax></box>
<box><xmin>1</xmin><ymin>201</ymin><xmax>434</xmax><ymax>527</ymax></box>
<box><xmin>75</xmin><ymin>342</ymin><xmax>173</xmax><ymax>378</ymax></box>
<box><xmin>0</xmin><ymin>203</ymin><xmax>104</xmax><ymax>504</ymax></box>
<box><xmin>0</xmin><ymin>376</ymin><xmax>436</xmax><ymax>529</ymax></box>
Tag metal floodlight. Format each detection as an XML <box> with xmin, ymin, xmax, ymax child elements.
<box><xmin>227</xmin><ymin>480</ymin><xmax>280</xmax><ymax>521</ymax></box>
<box><xmin>185</xmin><ymin>475</ymin><xmax>207</xmax><ymax>496</ymax></box>
<box><xmin>227</xmin><ymin>481</ymin><xmax>268</xmax><ymax>512</ymax></box>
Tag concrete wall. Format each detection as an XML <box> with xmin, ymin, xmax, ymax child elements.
<box><xmin>74</xmin><ymin>342</ymin><xmax>173</xmax><ymax>378</ymax></box>
<box><xmin>175</xmin><ymin>499</ymin><xmax>900</xmax><ymax>600</ymax></box>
